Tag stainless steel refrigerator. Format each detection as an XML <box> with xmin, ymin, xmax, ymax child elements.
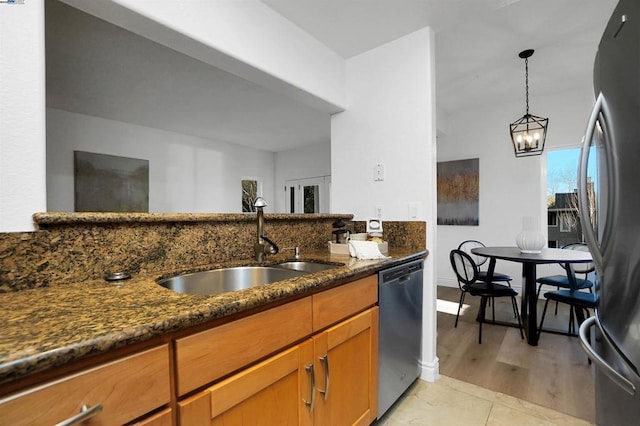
<box><xmin>578</xmin><ymin>0</ymin><xmax>640</xmax><ymax>424</ymax></box>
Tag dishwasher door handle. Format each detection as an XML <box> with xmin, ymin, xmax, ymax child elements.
<box><xmin>398</xmin><ymin>275</ymin><xmax>411</xmax><ymax>283</ymax></box>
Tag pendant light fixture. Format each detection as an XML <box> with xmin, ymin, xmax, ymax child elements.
<box><xmin>509</xmin><ymin>49</ymin><xmax>548</xmax><ymax>157</ymax></box>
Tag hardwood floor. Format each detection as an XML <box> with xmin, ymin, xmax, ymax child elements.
<box><xmin>437</xmin><ymin>285</ymin><xmax>595</xmax><ymax>423</ymax></box>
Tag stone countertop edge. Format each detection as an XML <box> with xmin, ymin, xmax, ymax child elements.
<box><xmin>33</xmin><ymin>212</ymin><xmax>354</xmax><ymax>225</ymax></box>
<box><xmin>0</xmin><ymin>249</ymin><xmax>427</xmax><ymax>386</ymax></box>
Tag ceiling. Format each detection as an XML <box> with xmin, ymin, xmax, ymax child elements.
<box><xmin>263</xmin><ymin>0</ymin><xmax>618</xmax><ymax>114</ymax></box>
<box><xmin>47</xmin><ymin>0</ymin><xmax>618</xmax><ymax>152</ymax></box>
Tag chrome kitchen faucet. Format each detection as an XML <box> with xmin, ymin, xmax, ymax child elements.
<box><xmin>253</xmin><ymin>197</ymin><xmax>279</xmax><ymax>262</ymax></box>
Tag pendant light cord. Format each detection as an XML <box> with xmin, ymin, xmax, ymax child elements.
<box><xmin>524</xmin><ymin>57</ymin><xmax>529</xmax><ymax>116</ymax></box>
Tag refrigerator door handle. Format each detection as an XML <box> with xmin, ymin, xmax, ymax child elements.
<box><xmin>578</xmin><ymin>92</ymin><xmax>607</xmax><ymax>271</ymax></box>
<box><xmin>579</xmin><ymin>316</ymin><xmax>637</xmax><ymax>395</ymax></box>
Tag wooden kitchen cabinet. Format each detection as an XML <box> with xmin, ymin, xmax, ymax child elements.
<box><xmin>178</xmin><ymin>341</ymin><xmax>314</xmax><ymax>425</ymax></box>
<box><xmin>312</xmin><ymin>274</ymin><xmax>377</xmax><ymax>332</ymax></box>
<box><xmin>135</xmin><ymin>408</ymin><xmax>173</xmax><ymax>426</ymax></box>
<box><xmin>179</xmin><ymin>308</ymin><xmax>378</xmax><ymax>426</ymax></box>
<box><xmin>312</xmin><ymin>307</ymin><xmax>379</xmax><ymax>426</ymax></box>
<box><xmin>0</xmin><ymin>345</ymin><xmax>171</xmax><ymax>426</ymax></box>
<box><xmin>175</xmin><ymin>297</ymin><xmax>313</xmax><ymax>396</ymax></box>
<box><xmin>174</xmin><ymin>275</ymin><xmax>379</xmax><ymax>426</ymax></box>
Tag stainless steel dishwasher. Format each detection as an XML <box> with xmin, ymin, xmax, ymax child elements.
<box><xmin>378</xmin><ymin>259</ymin><xmax>424</xmax><ymax>419</ymax></box>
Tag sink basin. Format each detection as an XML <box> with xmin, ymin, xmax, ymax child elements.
<box><xmin>157</xmin><ymin>266</ymin><xmax>305</xmax><ymax>296</ymax></box>
<box><xmin>274</xmin><ymin>261</ymin><xmax>341</xmax><ymax>273</ymax></box>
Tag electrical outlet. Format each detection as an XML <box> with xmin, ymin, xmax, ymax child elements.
<box><xmin>375</xmin><ymin>205</ymin><xmax>384</xmax><ymax>219</ymax></box>
<box><xmin>408</xmin><ymin>202</ymin><xmax>421</xmax><ymax>219</ymax></box>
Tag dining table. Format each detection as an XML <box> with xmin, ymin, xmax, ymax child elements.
<box><xmin>470</xmin><ymin>246</ymin><xmax>593</xmax><ymax>346</ymax></box>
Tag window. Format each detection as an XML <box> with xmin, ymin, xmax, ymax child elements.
<box><xmin>285</xmin><ymin>176</ymin><xmax>330</xmax><ymax>214</ymax></box>
<box><xmin>560</xmin><ymin>215</ymin><xmax>572</xmax><ymax>232</ymax></box>
<box><xmin>241</xmin><ymin>178</ymin><xmax>261</xmax><ymax>212</ymax></box>
<box><xmin>547</xmin><ymin>148</ymin><xmax>580</xmax><ymax>244</ymax></box>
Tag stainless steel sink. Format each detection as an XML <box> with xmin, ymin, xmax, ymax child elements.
<box><xmin>157</xmin><ymin>266</ymin><xmax>305</xmax><ymax>296</ymax></box>
<box><xmin>274</xmin><ymin>261</ymin><xmax>341</xmax><ymax>273</ymax></box>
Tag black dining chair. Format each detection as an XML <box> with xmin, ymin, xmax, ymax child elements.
<box><xmin>536</xmin><ymin>242</ymin><xmax>595</xmax><ymax>314</ymax></box>
<box><xmin>538</xmin><ymin>252</ymin><xmax>597</xmax><ymax>337</ymax></box>
<box><xmin>450</xmin><ymin>249</ymin><xmax>524</xmax><ymax>344</ymax></box>
<box><xmin>458</xmin><ymin>240</ymin><xmax>513</xmax><ymax>286</ymax></box>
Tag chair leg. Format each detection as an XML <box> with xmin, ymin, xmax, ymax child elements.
<box><xmin>511</xmin><ymin>296</ymin><xmax>524</xmax><ymax>339</ymax></box>
<box><xmin>554</xmin><ymin>286</ymin><xmax>560</xmax><ymax>315</ymax></box>
<box><xmin>568</xmin><ymin>305</ymin><xmax>575</xmax><ymax>335</ymax></box>
<box><xmin>455</xmin><ymin>291</ymin><xmax>466</xmax><ymax>328</ymax></box>
<box><xmin>538</xmin><ymin>298</ymin><xmax>551</xmax><ymax>339</ymax></box>
<box><xmin>492</xmin><ymin>296</ymin><xmax>496</xmax><ymax>322</ymax></box>
<box><xmin>478</xmin><ymin>296</ymin><xmax>488</xmax><ymax>344</ymax></box>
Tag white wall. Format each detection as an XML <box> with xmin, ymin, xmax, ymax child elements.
<box><xmin>60</xmin><ymin>0</ymin><xmax>346</xmax><ymax>113</ymax></box>
<box><xmin>47</xmin><ymin>108</ymin><xmax>275</xmax><ymax>213</ymax></box>
<box><xmin>274</xmin><ymin>142</ymin><xmax>331</xmax><ymax>213</ymax></box>
<box><xmin>437</xmin><ymin>88</ymin><xmax>597</xmax><ymax>290</ymax></box>
<box><xmin>331</xmin><ymin>28</ymin><xmax>439</xmax><ymax>381</ymax></box>
<box><xmin>1</xmin><ymin>0</ymin><xmax>343</xmax><ymax>230</ymax></box>
<box><xmin>0</xmin><ymin>0</ymin><xmax>47</xmax><ymax>231</ymax></box>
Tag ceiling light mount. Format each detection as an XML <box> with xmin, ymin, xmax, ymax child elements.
<box><xmin>510</xmin><ymin>48</ymin><xmax>548</xmax><ymax>157</ymax></box>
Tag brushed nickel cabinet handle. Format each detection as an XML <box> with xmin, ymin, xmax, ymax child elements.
<box><xmin>319</xmin><ymin>354</ymin><xmax>330</xmax><ymax>400</ymax></box>
<box><xmin>55</xmin><ymin>403</ymin><xmax>103</xmax><ymax>426</ymax></box>
<box><xmin>303</xmin><ymin>364</ymin><xmax>316</xmax><ymax>412</ymax></box>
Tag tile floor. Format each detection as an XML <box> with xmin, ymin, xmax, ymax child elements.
<box><xmin>376</xmin><ymin>375</ymin><xmax>592</xmax><ymax>426</ymax></box>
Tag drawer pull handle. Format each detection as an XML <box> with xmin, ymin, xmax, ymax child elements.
<box><xmin>55</xmin><ymin>403</ymin><xmax>103</xmax><ymax>426</ymax></box>
<box><xmin>303</xmin><ymin>364</ymin><xmax>316</xmax><ymax>412</ymax></box>
<box><xmin>319</xmin><ymin>354</ymin><xmax>330</xmax><ymax>400</ymax></box>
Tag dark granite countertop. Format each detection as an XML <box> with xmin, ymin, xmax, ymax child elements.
<box><xmin>0</xmin><ymin>248</ymin><xmax>427</xmax><ymax>387</ymax></box>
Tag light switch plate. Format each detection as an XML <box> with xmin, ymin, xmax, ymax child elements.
<box><xmin>374</xmin><ymin>163</ymin><xmax>385</xmax><ymax>181</ymax></box>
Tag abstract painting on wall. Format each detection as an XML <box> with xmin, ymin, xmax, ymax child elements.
<box><xmin>437</xmin><ymin>158</ymin><xmax>479</xmax><ymax>226</ymax></box>
<box><xmin>74</xmin><ymin>151</ymin><xmax>149</xmax><ymax>212</ymax></box>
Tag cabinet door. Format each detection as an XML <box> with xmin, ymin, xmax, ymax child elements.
<box><xmin>0</xmin><ymin>345</ymin><xmax>170</xmax><ymax>426</ymax></box>
<box><xmin>178</xmin><ymin>341</ymin><xmax>314</xmax><ymax>425</ymax></box>
<box><xmin>134</xmin><ymin>408</ymin><xmax>172</xmax><ymax>426</ymax></box>
<box><xmin>313</xmin><ymin>307</ymin><xmax>379</xmax><ymax>426</ymax></box>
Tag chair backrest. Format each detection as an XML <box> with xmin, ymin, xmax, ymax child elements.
<box><xmin>450</xmin><ymin>249</ymin><xmax>479</xmax><ymax>289</ymax></box>
<box><xmin>560</xmin><ymin>242</ymin><xmax>595</xmax><ymax>276</ymax></box>
<box><xmin>458</xmin><ymin>240</ymin><xmax>488</xmax><ymax>268</ymax></box>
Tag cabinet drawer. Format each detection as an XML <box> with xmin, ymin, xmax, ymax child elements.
<box><xmin>175</xmin><ymin>297</ymin><xmax>313</xmax><ymax>395</ymax></box>
<box><xmin>0</xmin><ymin>345</ymin><xmax>171</xmax><ymax>426</ymax></box>
<box><xmin>312</xmin><ymin>275</ymin><xmax>378</xmax><ymax>331</ymax></box>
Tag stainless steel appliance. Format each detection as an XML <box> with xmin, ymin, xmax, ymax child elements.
<box><xmin>577</xmin><ymin>1</ymin><xmax>640</xmax><ymax>423</ymax></box>
<box><xmin>377</xmin><ymin>259</ymin><xmax>423</xmax><ymax>419</ymax></box>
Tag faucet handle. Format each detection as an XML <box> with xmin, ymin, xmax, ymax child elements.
<box><xmin>261</xmin><ymin>235</ymin><xmax>279</xmax><ymax>255</ymax></box>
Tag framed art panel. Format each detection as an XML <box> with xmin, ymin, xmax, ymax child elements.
<box><xmin>74</xmin><ymin>151</ymin><xmax>149</xmax><ymax>212</ymax></box>
<box><xmin>437</xmin><ymin>158</ymin><xmax>479</xmax><ymax>226</ymax></box>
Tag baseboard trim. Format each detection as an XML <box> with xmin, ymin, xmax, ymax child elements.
<box><xmin>419</xmin><ymin>356</ymin><xmax>440</xmax><ymax>382</ymax></box>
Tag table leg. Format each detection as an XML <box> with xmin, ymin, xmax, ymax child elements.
<box><xmin>486</xmin><ymin>258</ymin><xmax>496</xmax><ymax>281</ymax></box>
<box><xmin>521</xmin><ymin>262</ymin><xmax>538</xmax><ymax>346</ymax></box>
